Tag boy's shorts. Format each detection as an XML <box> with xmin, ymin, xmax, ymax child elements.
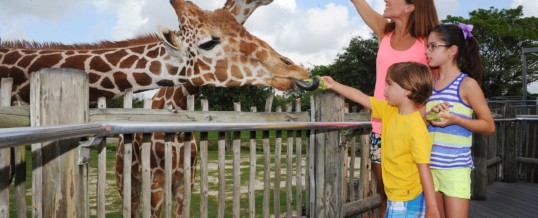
<box><xmin>386</xmin><ymin>192</ymin><xmax>425</xmax><ymax>218</ymax></box>
<box><xmin>431</xmin><ymin>167</ymin><xmax>472</xmax><ymax>199</ymax></box>
<box><xmin>369</xmin><ymin>132</ymin><xmax>381</xmax><ymax>164</ymax></box>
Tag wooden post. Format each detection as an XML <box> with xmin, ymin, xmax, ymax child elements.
<box><xmin>0</xmin><ymin>78</ymin><xmax>13</xmax><ymax>217</ymax></box>
<box><xmin>30</xmin><ymin>68</ymin><xmax>89</xmax><ymax>217</ymax></box>
<box><xmin>504</xmin><ymin>121</ymin><xmax>518</xmax><ymax>182</ymax></box>
<box><xmin>97</xmin><ymin>97</ymin><xmax>107</xmax><ymax>218</ymax></box>
<box><xmin>471</xmin><ymin>133</ymin><xmax>488</xmax><ymax>200</ymax></box>
<box><xmin>310</xmin><ymin>91</ymin><xmax>345</xmax><ymax>217</ymax></box>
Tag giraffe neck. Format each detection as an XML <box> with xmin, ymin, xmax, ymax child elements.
<box><xmin>1</xmin><ymin>35</ymin><xmax>190</xmax><ymax>103</ymax></box>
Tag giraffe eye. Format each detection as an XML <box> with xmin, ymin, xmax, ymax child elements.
<box><xmin>199</xmin><ymin>37</ymin><xmax>221</xmax><ymax>50</ymax></box>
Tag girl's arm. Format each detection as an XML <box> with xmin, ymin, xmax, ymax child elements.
<box><xmin>437</xmin><ymin>78</ymin><xmax>495</xmax><ymax>135</ymax></box>
<box><xmin>321</xmin><ymin>76</ymin><xmax>371</xmax><ymax>109</ymax></box>
<box><xmin>350</xmin><ymin>0</ymin><xmax>387</xmax><ymax>39</ymax></box>
<box><xmin>417</xmin><ymin>164</ymin><xmax>440</xmax><ymax>218</ymax></box>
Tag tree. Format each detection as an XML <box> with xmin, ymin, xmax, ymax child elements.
<box><xmin>199</xmin><ymin>86</ymin><xmax>273</xmax><ymax>111</ymax></box>
<box><xmin>443</xmin><ymin>6</ymin><xmax>538</xmax><ymax>97</ymax></box>
<box><xmin>89</xmin><ymin>95</ymin><xmax>145</xmax><ymax>108</ymax></box>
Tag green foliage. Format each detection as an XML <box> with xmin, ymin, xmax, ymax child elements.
<box><xmin>443</xmin><ymin>6</ymin><xmax>538</xmax><ymax>97</ymax></box>
<box><xmin>199</xmin><ymin>86</ymin><xmax>273</xmax><ymax>111</ymax></box>
<box><xmin>310</xmin><ymin>36</ymin><xmax>378</xmax><ymax>111</ymax></box>
<box><xmin>89</xmin><ymin>96</ymin><xmax>145</xmax><ymax>108</ymax></box>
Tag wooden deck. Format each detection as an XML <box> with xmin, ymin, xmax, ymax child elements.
<box><xmin>470</xmin><ymin>182</ymin><xmax>538</xmax><ymax>218</ymax></box>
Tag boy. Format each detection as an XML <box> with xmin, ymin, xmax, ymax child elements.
<box><xmin>321</xmin><ymin>62</ymin><xmax>439</xmax><ymax>217</ymax></box>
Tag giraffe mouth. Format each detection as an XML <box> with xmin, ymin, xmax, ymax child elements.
<box><xmin>294</xmin><ymin>76</ymin><xmax>320</xmax><ymax>91</ymax></box>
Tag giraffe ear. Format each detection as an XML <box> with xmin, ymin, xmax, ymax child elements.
<box><xmin>156</xmin><ymin>25</ymin><xmax>182</xmax><ymax>56</ymax></box>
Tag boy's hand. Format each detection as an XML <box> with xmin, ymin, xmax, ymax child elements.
<box><xmin>319</xmin><ymin>76</ymin><xmax>335</xmax><ymax>89</ymax></box>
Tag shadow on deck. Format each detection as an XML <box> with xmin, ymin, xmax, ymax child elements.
<box><xmin>470</xmin><ymin>182</ymin><xmax>538</xmax><ymax>218</ymax></box>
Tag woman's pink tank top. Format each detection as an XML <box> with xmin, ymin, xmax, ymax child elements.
<box><xmin>372</xmin><ymin>32</ymin><xmax>428</xmax><ymax>134</ymax></box>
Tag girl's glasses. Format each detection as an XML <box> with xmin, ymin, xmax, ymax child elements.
<box><xmin>426</xmin><ymin>43</ymin><xmax>450</xmax><ymax>52</ymax></box>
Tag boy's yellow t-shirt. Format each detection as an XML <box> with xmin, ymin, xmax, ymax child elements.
<box><xmin>370</xmin><ymin>97</ymin><xmax>432</xmax><ymax>201</ymax></box>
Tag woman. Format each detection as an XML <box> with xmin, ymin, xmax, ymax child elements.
<box><xmin>349</xmin><ymin>0</ymin><xmax>439</xmax><ymax>216</ymax></box>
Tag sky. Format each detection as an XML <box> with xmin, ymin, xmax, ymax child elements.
<box><xmin>0</xmin><ymin>0</ymin><xmax>537</xmax><ymax>94</ymax></box>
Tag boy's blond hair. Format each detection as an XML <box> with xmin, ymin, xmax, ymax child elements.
<box><xmin>387</xmin><ymin>62</ymin><xmax>433</xmax><ymax>105</ymax></box>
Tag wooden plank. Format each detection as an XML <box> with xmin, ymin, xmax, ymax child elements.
<box><xmin>312</xmin><ymin>92</ymin><xmax>345</xmax><ymax>217</ymax></box>
<box><xmin>30</xmin><ymin>68</ymin><xmax>89</xmax><ymax>217</ymax></box>
<box><xmin>472</xmin><ymin>132</ymin><xmax>488</xmax><ymax>200</ymax></box>
<box><xmin>97</xmin><ymin>97</ymin><xmax>106</xmax><ymax>218</ymax></box>
<box><xmin>89</xmin><ymin>109</ymin><xmax>311</xmax><ymax>122</ymax></box>
<box><xmin>262</xmin><ymin>131</ymin><xmax>271</xmax><ymax>218</ymax></box>
<box><xmin>504</xmin><ymin>121</ymin><xmax>518</xmax><ymax>182</ymax></box>
<box><xmin>307</xmin><ymin>95</ymin><xmax>315</xmax><ymax>217</ymax></box>
<box><xmin>343</xmin><ymin>195</ymin><xmax>380</xmax><ymax>216</ymax></box>
<box><xmin>348</xmin><ymin>134</ymin><xmax>357</xmax><ymax>202</ymax></box>
<box><xmin>232</xmin><ymin>131</ymin><xmax>240</xmax><ymax>218</ymax></box>
<box><xmin>123</xmin><ymin>89</ymin><xmax>133</xmax><ymax>109</ymax></box>
<box><xmin>122</xmin><ymin>134</ymin><xmax>133</xmax><ymax>218</ymax></box>
<box><xmin>200</xmin><ymin>131</ymin><xmax>209</xmax><ymax>218</ymax></box>
<box><xmin>141</xmin><ymin>134</ymin><xmax>151</xmax><ymax>218</ymax></box>
<box><xmin>183</xmin><ymin>133</ymin><xmax>193</xmax><ymax>218</ymax></box>
<box><xmin>469</xmin><ymin>182</ymin><xmax>538</xmax><ymax>218</ymax></box>
<box><xmin>0</xmin><ymin>78</ymin><xmax>12</xmax><ymax>217</ymax></box>
<box><xmin>164</xmin><ymin>133</ymin><xmax>173</xmax><ymax>218</ymax></box>
<box><xmin>274</xmin><ymin>130</ymin><xmax>282</xmax><ymax>218</ymax></box>
<box><xmin>0</xmin><ymin>105</ymin><xmax>29</xmax><ymax>128</ymax></box>
<box><xmin>218</xmin><ymin>132</ymin><xmax>226</xmax><ymax>218</ymax></box>
<box><xmin>295</xmin><ymin>130</ymin><xmax>303</xmax><ymax>218</ymax></box>
<box><xmin>248</xmin><ymin>131</ymin><xmax>256</xmax><ymax>218</ymax></box>
<box><xmin>285</xmin><ymin>130</ymin><xmax>293</xmax><ymax>218</ymax></box>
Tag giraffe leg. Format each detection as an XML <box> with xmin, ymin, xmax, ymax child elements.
<box><xmin>151</xmin><ymin>168</ymin><xmax>165</xmax><ymax>218</ymax></box>
<box><xmin>173</xmin><ymin>137</ymin><xmax>198</xmax><ymax>218</ymax></box>
<box><xmin>116</xmin><ymin>133</ymin><xmax>144</xmax><ymax>218</ymax></box>
<box><xmin>131</xmin><ymin>176</ymin><xmax>142</xmax><ymax>218</ymax></box>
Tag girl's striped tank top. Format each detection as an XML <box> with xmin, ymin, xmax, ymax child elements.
<box><xmin>426</xmin><ymin>73</ymin><xmax>474</xmax><ymax>169</ymax></box>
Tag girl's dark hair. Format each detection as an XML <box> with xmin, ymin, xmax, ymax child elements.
<box><xmin>384</xmin><ymin>0</ymin><xmax>439</xmax><ymax>39</ymax></box>
<box><xmin>431</xmin><ymin>24</ymin><xmax>484</xmax><ymax>84</ymax></box>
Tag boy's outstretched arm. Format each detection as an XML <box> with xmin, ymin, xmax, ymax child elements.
<box><xmin>320</xmin><ymin>76</ymin><xmax>371</xmax><ymax>109</ymax></box>
<box><xmin>418</xmin><ymin>164</ymin><xmax>440</xmax><ymax>218</ymax></box>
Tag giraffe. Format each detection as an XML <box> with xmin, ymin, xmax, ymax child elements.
<box><xmin>0</xmin><ymin>0</ymin><xmax>301</xmax><ymax>105</ymax></box>
<box><xmin>116</xmin><ymin>0</ymin><xmax>279</xmax><ymax>217</ymax></box>
<box><xmin>0</xmin><ymin>0</ymin><xmax>306</xmax><ymax>217</ymax></box>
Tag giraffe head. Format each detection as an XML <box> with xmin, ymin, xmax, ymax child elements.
<box><xmin>162</xmin><ymin>0</ymin><xmax>308</xmax><ymax>91</ymax></box>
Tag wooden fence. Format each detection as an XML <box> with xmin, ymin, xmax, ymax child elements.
<box><xmin>1</xmin><ymin>68</ymin><xmax>537</xmax><ymax>217</ymax></box>
<box><xmin>0</xmin><ymin>68</ymin><xmax>379</xmax><ymax>217</ymax></box>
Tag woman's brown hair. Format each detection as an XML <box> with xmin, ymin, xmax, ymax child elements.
<box><xmin>384</xmin><ymin>0</ymin><xmax>439</xmax><ymax>39</ymax></box>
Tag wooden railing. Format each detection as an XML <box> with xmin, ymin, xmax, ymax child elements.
<box><xmin>3</xmin><ymin>69</ymin><xmax>535</xmax><ymax>217</ymax></box>
<box><xmin>472</xmin><ymin>115</ymin><xmax>538</xmax><ymax>200</ymax></box>
<box><xmin>0</xmin><ymin>69</ymin><xmax>379</xmax><ymax>217</ymax></box>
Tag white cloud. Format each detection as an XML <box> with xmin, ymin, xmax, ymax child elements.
<box><xmin>92</xmin><ymin>0</ymin><xmax>229</xmax><ymax>40</ymax></box>
<box><xmin>511</xmin><ymin>0</ymin><xmax>538</xmax><ymax>17</ymax></box>
<box><xmin>0</xmin><ymin>0</ymin><xmax>89</xmax><ymax>41</ymax></box>
<box><xmin>244</xmin><ymin>1</ymin><xmax>367</xmax><ymax>67</ymax></box>
<box><xmin>435</xmin><ymin>0</ymin><xmax>459</xmax><ymax>20</ymax></box>
<box><xmin>0</xmin><ymin>0</ymin><xmax>84</xmax><ymax>19</ymax></box>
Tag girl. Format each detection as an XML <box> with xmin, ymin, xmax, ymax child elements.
<box><xmin>425</xmin><ymin>24</ymin><xmax>496</xmax><ymax>218</ymax></box>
